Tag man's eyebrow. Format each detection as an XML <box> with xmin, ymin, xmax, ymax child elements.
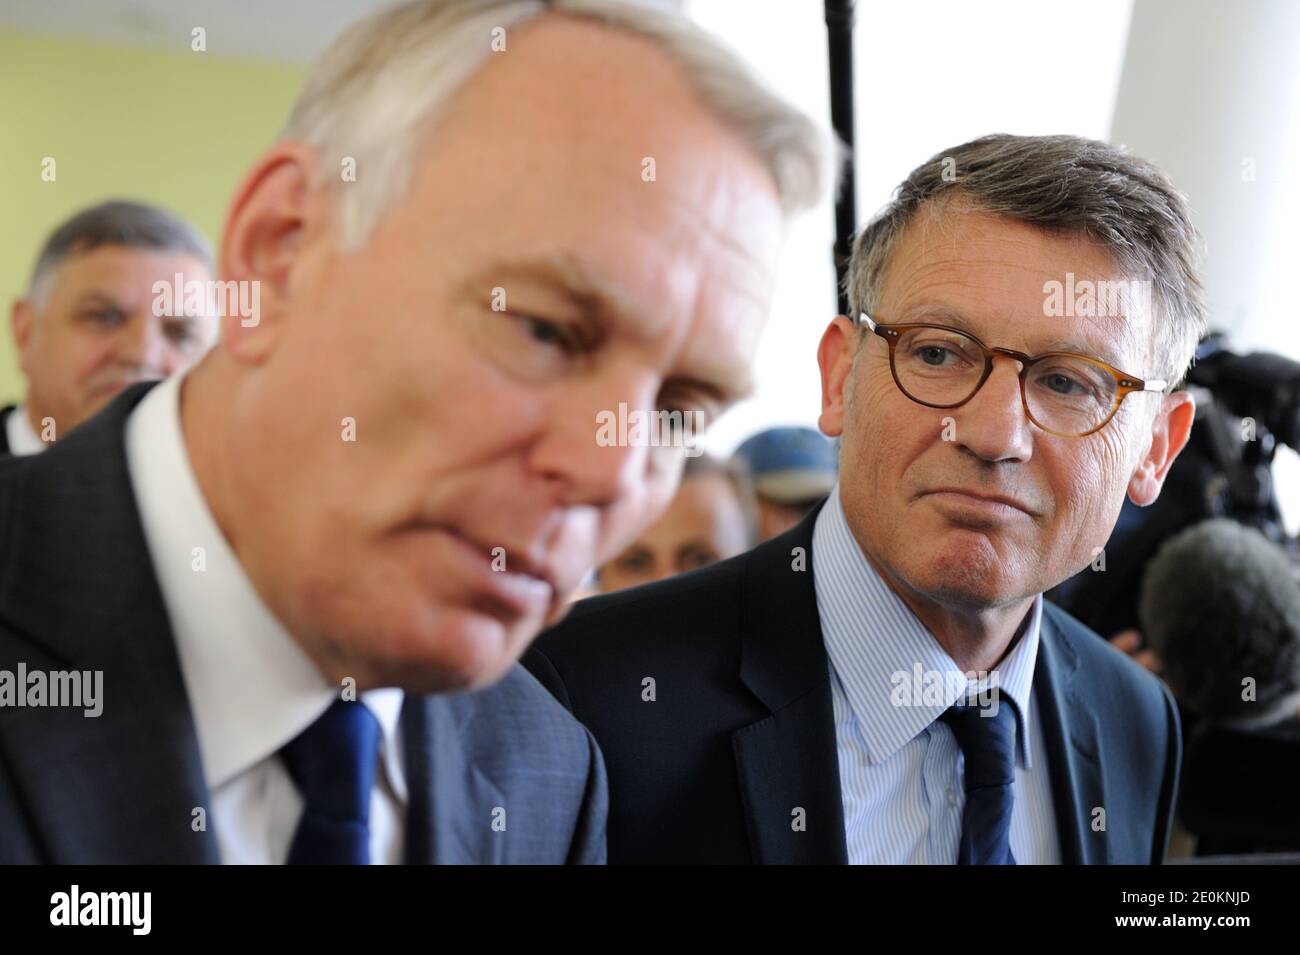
<box><xmin>478</xmin><ymin>255</ymin><xmax>759</xmax><ymax>405</ymax></box>
<box><xmin>476</xmin><ymin>253</ymin><xmax>644</xmax><ymax>324</ymax></box>
<box><xmin>72</xmin><ymin>291</ymin><xmax>126</xmax><ymax>310</ymax></box>
<box><xmin>670</xmin><ymin>371</ymin><xmax>755</xmax><ymax>409</ymax></box>
<box><xmin>479</xmin><ymin>254</ymin><xmax>755</xmax><ymax>404</ymax></box>
<box><xmin>895</xmin><ymin>301</ymin><xmax>1127</xmax><ymax>368</ymax></box>
<box><xmin>1036</xmin><ymin>337</ymin><xmax>1128</xmax><ymax>369</ymax></box>
<box><xmin>894</xmin><ymin>301</ymin><xmax>995</xmax><ymax>338</ymax></box>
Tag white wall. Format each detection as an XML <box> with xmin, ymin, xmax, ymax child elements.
<box><xmin>685</xmin><ymin>0</ymin><xmax>1135</xmax><ymax>454</ymax></box>
<box><xmin>1110</xmin><ymin>0</ymin><xmax>1300</xmax><ymax>533</ymax></box>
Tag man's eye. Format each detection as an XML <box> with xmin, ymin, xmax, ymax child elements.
<box><xmin>518</xmin><ymin>315</ymin><xmax>574</xmax><ymax>352</ymax></box>
<box><xmin>473</xmin><ymin>308</ymin><xmax>594</xmax><ymax>384</ymax></box>
<box><xmin>1042</xmin><ymin>371</ymin><xmax>1085</xmax><ymax>395</ymax></box>
<box><xmin>678</xmin><ymin>546</ymin><xmax>718</xmax><ymax>572</ymax></box>
<box><xmin>658</xmin><ymin>398</ymin><xmax>717</xmax><ymax>434</ymax></box>
<box><xmin>617</xmin><ymin>551</ymin><xmax>651</xmax><ymax>572</ymax></box>
<box><xmin>919</xmin><ymin>346</ymin><xmax>956</xmax><ymax>366</ymax></box>
<box><xmin>657</xmin><ymin>408</ymin><xmax>685</xmax><ymax>434</ymax></box>
<box><xmin>164</xmin><ymin>320</ymin><xmax>198</xmax><ymax>345</ymax></box>
<box><xmin>85</xmin><ymin>309</ymin><xmax>126</xmax><ymax>327</ymax></box>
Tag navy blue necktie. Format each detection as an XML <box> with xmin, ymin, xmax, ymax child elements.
<box><xmin>280</xmin><ymin>699</ymin><xmax>382</xmax><ymax>865</ymax></box>
<box><xmin>940</xmin><ymin>700</ymin><xmax>1019</xmax><ymax>865</ymax></box>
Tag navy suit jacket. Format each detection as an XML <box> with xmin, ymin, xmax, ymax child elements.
<box><xmin>0</xmin><ymin>384</ymin><xmax>607</xmax><ymax>864</ymax></box>
<box><xmin>0</xmin><ymin>405</ymin><xmax>13</xmax><ymax>456</ymax></box>
<box><xmin>525</xmin><ymin>503</ymin><xmax>1181</xmax><ymax>864</ymax></box>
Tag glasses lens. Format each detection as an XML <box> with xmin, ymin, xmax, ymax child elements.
<box><xmin>1023</xmin><ymin>355</ymin><xmax>1118</xmax><ymax>435</ymax></box>
<box><xmin>892</xmin><ymin>326</ymin><xmax>986</xmax><ymax>406</ymax></box>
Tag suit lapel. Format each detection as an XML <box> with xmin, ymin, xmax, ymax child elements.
<box><xmin>401</xmin><ymin>695</ymin><xmax>505</xmax><ymax>864</ymax></box>
<box><xmin>0</xmin><ymin>383</ymin><xmax>218</xmax><ymax>862</ymax></box>
<box><xmin>732</xmin><ymin>695</ymin><xmax>847</xmax><ymax>864</ymax></box>
<box><xmin>732</xmin><ymin>503</ymin><xmax>848</xmax><ymax>864</ymax></box>
<box><xmin>727</xmin><ymin>504</ymin><xmax>1111</xmax><ymax>866</ymax></box>
<box><xmin>1035</xmin><ymin>608</ymin><xmax>1109</xmax><ymax>864</ymax></box>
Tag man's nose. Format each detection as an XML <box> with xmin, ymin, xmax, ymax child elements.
<box><xmin>532</xmin><ymin>379</ymin><xmax>661</xmax><ymax>509</ymax></box>
<box><xmin>951</xmin><ymin>355</ymin><xmax>1034</xmax><ymax>462</ymax></box>
<box><xmin>111</xmin><ymin>312</ymin><xmax>170</xmax><ymax>377</ymax></box>
<box><xmin>643</xmin><ymin>562</ymin><xmax>673</xmax><ymax>586</ymax></box>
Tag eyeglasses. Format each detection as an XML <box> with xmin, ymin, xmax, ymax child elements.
<box><xmin>859</xmin><ymin>313</ymin><xmax>1167</xmax><ymax>438</ymax></box>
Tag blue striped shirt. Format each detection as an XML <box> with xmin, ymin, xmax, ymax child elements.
<box><xmin>813</xmin><ymin>484</ymin><xmax>1060</xmax><ymax>864</ymax></box>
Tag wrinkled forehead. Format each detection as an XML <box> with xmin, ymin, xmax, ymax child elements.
<box><xmin>413</xmin><ymin>18</ymin><xmax>783</xmax><ymax>283</ymax></box>
<box><xmin>40</xmin><ymin>245</ymin><xmax>212</xmax><ymax>310</ymax></box>
<box><xmin>879</xmin><ymin>206</ymin><xmax>1155</xmax><ymax>372</ymax></box>
<box><xmin>377</xmin><ymin>70</ymin><xmax>786</xmax><ymax>398</ymax></box>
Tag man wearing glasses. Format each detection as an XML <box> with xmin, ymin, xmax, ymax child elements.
<box><xmin>526</xmin><ymin>133</ymin><xmax>1202</xmax><ymax>864</ymax></box>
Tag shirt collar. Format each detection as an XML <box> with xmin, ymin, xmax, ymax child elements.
<box><xmin>6</xmin><ymin>404</ymin><xmax>46</xmax><ymax>456</ymax></box>
<box><xmin>123</xmin><ymin>373</ymin><xmax>406</xmax><ymax>799</ymax></box>
<box><xmin>813</xmin><ymin>482</ymin><xmax>1041</xmax><ymax>768</ymax></box>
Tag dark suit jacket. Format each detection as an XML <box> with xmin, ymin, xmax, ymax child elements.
<box><xmin>1181</xmin><ymin>719</ymin><xmax>1300</xmax><ymax>855</ymax></box>
<box><xmin>0</xmin><ymin>405</ymin><xmax>13</xmax><ymax>456</ymax></box>
<box><xmin>0</xmin><ymin>383</ymin><xmax>607</xmax><ymax>864</ymax></box>
<box><xmin>525</xmin><ymin>503</ymin><xmax>1182</xmax><ymax>864</ymax></box>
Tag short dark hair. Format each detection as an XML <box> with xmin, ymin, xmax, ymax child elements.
<box><xmin>847</xmin><ymin>134</ymin><xmax>1207</xmax><ymax>387</ymax></box>
<box><xmin>27</xmin><ymin>200</ymin><xmax>213</xmax><ymax>306</ymax></box>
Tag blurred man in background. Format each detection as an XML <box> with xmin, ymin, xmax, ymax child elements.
<box><xmin>1139</xmin><ymin>518</ymin><xmax>1300</xmax><ymax>855</ymax></box>
<box><xmin>734</xmin><ymin>425</ymin><xmax>838</xmax><ymax>540</ymax></box>
<box><xmin>598</xmin><ymin>454</ymin><xmax>757</xmax><ymax>592</ymax></box>
<box><xmin>2</xmin><ymin>200</ymin><xmax>215</xmax><ymax>455</ymax></box>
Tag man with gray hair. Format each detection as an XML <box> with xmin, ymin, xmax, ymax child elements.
<box><xmin>528</xmin><ymin>133</ymin><xmax>1202</xmax><ymax>864</ymax></box>
<box><xmin>2</xmin><ymin>200</ymin><xmax>216</xmax><ymax>455</ymax></box>
<box><xmin>0</xmin><ymin>0</ymin><xmax>830</xmax><ymax>863</ymax></box>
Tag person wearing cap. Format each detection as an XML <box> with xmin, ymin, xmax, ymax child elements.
<box><xmin>733</xmin><ymin>426</ymin><xmax>838</xmax><ymax>540</ymax></box>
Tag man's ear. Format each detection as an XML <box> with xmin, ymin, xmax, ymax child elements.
<box><xmin>10</xmin><ymin>299</ymin><xmax>34</xmax><ymax>376</ymax></box>
<box><xmin>1128</xmin><ymin>390</ymin><xmax>1196</xmax><ymax>506</ymax></box>
<box><xmin>817</xmin><ymin>315</ymin><xmax>858</xmax><ymax>437</ymax></box>
<box><xmin>218</xmin><ymin>142</ymin><xmax>323</xmax><ymax>365</ymax></box>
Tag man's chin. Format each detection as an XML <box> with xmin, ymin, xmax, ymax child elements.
<box><xmin>388</xmin><ymin>603</ymin><xmax>552</xmax><ymax>695</ymax></box>
<box><xmin>78</xmin><ymin>383</ymin><xmax>136</xmax><ymax>426</ymax></box>
<box><xmin>894</xmin><ymin>537</ymin><xmax>1013</xmax><ymax>607</ymax></box>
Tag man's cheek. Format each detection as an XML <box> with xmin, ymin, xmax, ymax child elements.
<box><xmin>1052</xmin><ymin>456</ymin><xmax>1115</xmax><ymax>543</ymax></box>
<box><xmin>1073</xmin><ymin>447</ymin><xmax>1126</xmax><ymax>510</ymax></box>
<box><xmin>70</xmin><ymin>357</ymin><xmax>108</xmax><ymax>406</ymax></box>
<box><xmin>849</xmin><ymin>386</ymin><xmax>912</xmax><ymax>453</ymax></box>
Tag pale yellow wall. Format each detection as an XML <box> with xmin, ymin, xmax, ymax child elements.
<box><xmin>0</xmin><ymin>32</ymin><xmax>306</xmax><ymax>403</ymax></box>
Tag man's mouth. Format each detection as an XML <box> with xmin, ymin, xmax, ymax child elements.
<box><xmin>89</xmin><ymin>376</ymin><xmax>160</xmax><ymax>401</ymax></box>
<box><xmin>921</xmin><ymin>487</ymin><xmax>1036</xmax><ymax>520</ymax></box>
<box><xmin>437</xmin><ymin>527</ymin><xmax>557</xmax><ymax>624</ymax></box>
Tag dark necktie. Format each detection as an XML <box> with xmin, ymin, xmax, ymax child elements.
<box><xmin>940</xmin><ymin>700</ymin><xmax>1019</xmax><ymax>865</ymax></box>
<box><xmin>279</xmin><ymin>699</ymin><xmax>382</xmax><ymax>864</ymax></box>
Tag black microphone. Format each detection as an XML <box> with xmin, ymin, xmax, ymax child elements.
<box><xmin>1138</xmin><ymin>518</ymin><xmax>1300</xmax><ymax>728</ymax></box>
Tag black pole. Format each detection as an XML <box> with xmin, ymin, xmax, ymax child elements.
<box><xmin>825</xmin><ymin>0</ymin><xmax>856</xmax><ymax>317</ymax></box>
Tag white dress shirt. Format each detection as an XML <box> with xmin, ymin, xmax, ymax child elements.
<box><xmin>124</xmin><ymin>373</ymin><xmax>408</xmax><ymax>864</ymax></box>
<box><xmin>5</xmin><ymin>404</ymin><xmax>45</xmax><ymax>456</ymax></box>
<box><xmin>814</xmin><ymin>483</ymin><xmax>1060</xmax><ymax>864</ymax></box>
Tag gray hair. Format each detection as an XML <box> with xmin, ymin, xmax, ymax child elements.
<box><xmin>27</xmin><ymin>200</ymin><xmax>213</xmax><ymax>309</ymax></box>
<box><xmin>846</xmin><ymin>134</ymin><xmax>1207</xmax><ymax>388</ymax></box>
<box><xmin>280</xmin><ymin>0</ymin><xmax>836</xmax><ymax>249</ymax></box>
